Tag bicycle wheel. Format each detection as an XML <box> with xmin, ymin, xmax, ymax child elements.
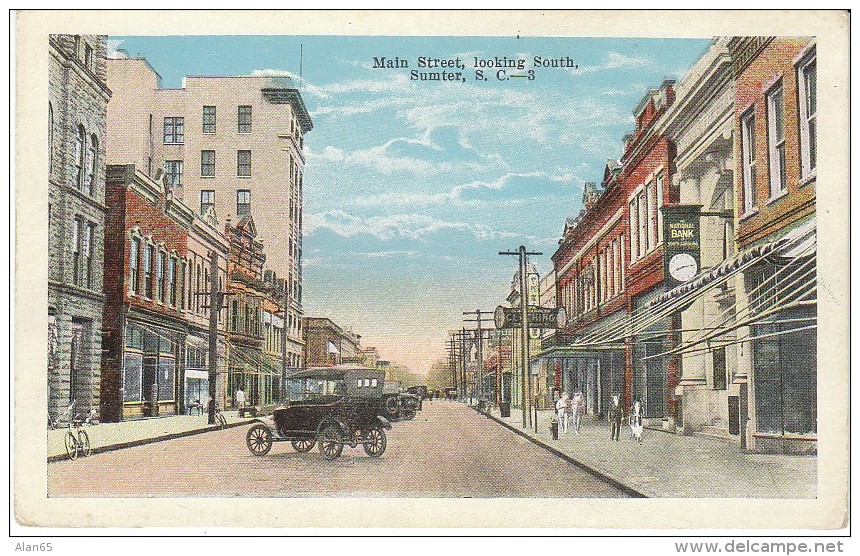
<box><xmin>64</xmin><ymin>431</ymin><xmax>78</xmax><ymax>460</ymax></box>
<box><xmin>216</xmin><ymin>413</ymin><xmax>227</xmax><ymax>429</ymax></box>
<box><xmin>78</xmin><ymin>430</ymin><xmax>92</xmax><ymax>457</ymax></box>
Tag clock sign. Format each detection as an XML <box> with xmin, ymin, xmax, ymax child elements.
<box><xmin>669</xmin><ymin>253</ymin><xmax>698</xmax><ymax>282</ymax></box>
<box><xmin>661</xmin><ymin>204</ymin><xmax>702</xmax><ymax>289</ymax></box>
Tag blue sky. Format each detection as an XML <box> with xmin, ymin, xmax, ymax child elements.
<box><xmin>109</xmin><ymin>35</ymin><xmax>711</xmax><ymax>374</ymax></box>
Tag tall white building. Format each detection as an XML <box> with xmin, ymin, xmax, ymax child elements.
<box><xmin>106</xmin><ymin>56</ymin><xmax>312</xmax><ymax>369</ymax></box>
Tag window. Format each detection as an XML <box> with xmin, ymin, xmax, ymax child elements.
<box><xmin>203</xmin><ymin>106</ymin><xmax>216</xmax><ymax>134</ymax></box>
<box><xmin>156</xmin><ymin>250</ymin><xmax>166</xmax><ymax>303</ymax></box>
<box><xmin>646</xmin><ymin>181</ymin><xmax>656</xmax><ymax>251</ymax></box>
<box><xmin>713</xmin><ymin>347</ymin><xmax>727</xmax><ymax>390</ymax></box>
<box><xmin>129</xmin><ymin>237</ymin><xmax>140</xmax><ymax>294</ymax></box>
<box><xmin>237</xmin><ymin>150</ymin><xmax>251</xmax><ymax>177</ymax></box>
<box><xmin>237</xmin><ymin>189</ymin><xmax>251</xmax><ymax>216</ymax></box>
<box><xmin>74</xmin><ymin>126</ymin><xmax>85</xmax><ymax>189</ymax></box>
<box><xmin>144</xmin><ymin>244</ymin><xmax>155</xmax><ymax>298</ymax></box>
<box><xmin>741</xmin><ymin>110</ymin><xmax>757</xmax><ymax>213</ymax></box>
<box><xmin>232</xmin><ymin>300</ymin><xmax>239</xmax><ymax>332</ymax></box>
<box><xmin>201</xmin><ymin>150</ymin><xmax>215</xmax><ymax>177</ymax></box>
<box><xmin>165</xmin><ymin>160</ymin><xmax>183</xmax><ymax>187</ymax></box>
<box><xmin>766</xmin><ymin>84</ymin><xmax>786</xmax><ymax>197</ymax></box>
<box><xmin>87</xmin><ymin>135</ymin><xmax>98</xmax><ymax>195</ymax></box>
<box><xmin>238</xmin><ymin>105</ymin><xmax>252</xmax><ymax>133</ymax></box>
<box><xmin>163</xmin><ymin>117</ymin><xmax>184</xmax><ymax>144</ymax></box>
<box><xmin>84</xmin><ymin>223</ymin><xmax>95</xmax><ymax>289</ymax></box>
<box><xmin>84</xmin><ymin>43</ymin><xmax>93</xmax><ymax>70</ymax></box>
<box><xmin>72</xmin><ymin>217</ymin><xmax>82</xmax><ymax>286</ymax></box>
<box><xmin>200</xmin><ymin>190</ymin><xmax>215</xmax><ymax>215</ymax></box>
<box><xmin>168</xmin><ymin>257</ymin><xmax>177</xmax><ymax>306</ymax></box>
<box><xmin>629</xmin><ymin>198</ymin><xmax>638</xmax><ymax>262</ymax></box>
<box><xmin>637</xmin><ymin>190</ymin><xmax>647</xmax><ymax>258</ymax></box>
<box><xmin>656</xmin><ymin>173</ymin><xmax>664</xmax><ymax>244</ymax></box>
<box><xmin>178</xmin><ymin>260</ymin><xmax>186</xmax><ymax>310</ymax></box>
<box><xmin>797</xmin><ymin>53</ymin><xmax>817</xmax><ymax>178</ymax></box>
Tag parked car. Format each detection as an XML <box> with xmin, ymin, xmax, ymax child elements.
<box><xmin>245</xmin><ymin>366</ymin><xmax>392</xmax><ymax>460</ymax></box>
<box><xmin>380</xmin><ymin>391</ymin><xmax>420</xmax><ymax>421</ymax></box>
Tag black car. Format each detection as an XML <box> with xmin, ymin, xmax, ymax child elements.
<box><xmin>245</xmin><ymin>366</ymin><xmax>392</xmax><ymax>460</ymax></box>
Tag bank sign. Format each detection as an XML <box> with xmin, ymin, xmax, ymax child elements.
<box><xmin>661</xmin><ymin>205</ymin><xmax>702</xmax><ymax>290</ymax></box>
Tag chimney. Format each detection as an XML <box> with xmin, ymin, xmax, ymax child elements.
<box><xmin>582</xmin><ymin>182</ymin><xmax>599</xmax><ymax>210</ymax></box>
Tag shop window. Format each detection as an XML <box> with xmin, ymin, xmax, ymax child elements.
<box><xmin>123</xmin><ymin>352</ymin><xmax>143</xmax><ymax>402</ymax></box>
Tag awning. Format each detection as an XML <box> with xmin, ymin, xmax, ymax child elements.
<box><xmin>650</xmin><ymin>217</ymin><xmax>816</xmax><ymax>308</ymax></box>
<box><xmin>185</xmin><ymin>369</ymin><xmax>209</xmax><ymax>380</ymax></box>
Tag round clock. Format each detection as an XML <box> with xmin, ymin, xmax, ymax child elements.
<box><xmin>668</xmin><ymin>253</ymin><xmax>698</xmax><ymax>282</ymax></box>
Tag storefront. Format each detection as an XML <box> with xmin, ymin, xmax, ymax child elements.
<box><xmin>183</xmin><ymin>334</ymin><xmax>209</xmax><ymax>413</ymax></box>
<box><xmin>631</xmin><ymin>286</ymin><xmax>671</xmax><ymax>419</ymax></box>
<box><xmin>121</xmin><ymin>320</ymin><xmax>182</xmax><ymax>419</ymax></box>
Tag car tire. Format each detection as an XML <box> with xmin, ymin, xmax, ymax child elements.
<box><xmin>384</xmin><ymin>396</ymin><xmax>400</xmax><ymax>419</ymax></box>
<box><xmin>318</xmin><ymin>425</ymin><xmax>344</xmax><ymax>460</ymax></box>
<box><xmin>363</xmin><ymin>427</ymin><xmax>387</xmax><ymax>458</ymax></box>
<box><xmin>246</xmin><ymin>424</ymin><xmax>273</xmax><ymax>456</ymax></box>
<box><xmin>291</xmin><ymin>439</ymin><xmax>316</xmax><ymax>453</ymax></box>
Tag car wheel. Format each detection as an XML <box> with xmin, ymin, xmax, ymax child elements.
<box><xmin>291</xmin><ymin>439</ymin><xmax>316</xmax><ymax>453</ymax></box>
<box><xmin>362</xmin><ymin>428</ymin><xmax>387</xmax><ymax>458</ymax></box>
<box><xmin>246</xmin><ymin>424</ymin><xmax>273</xmax><ymax>456</ymax></box>
<box><xmin>384</xmin><ymin>396</ymin><xmax>400</xmax><ymax>419</ymax></box>
<box><xmin>318</xmin><ymin>425</ymin><xmax>344</xmax><ymax>461</ymax></box>
<box><xmin>402</xmin><ymin>408</ymin><xmax>417</xmax><ymax>420</ymax></box>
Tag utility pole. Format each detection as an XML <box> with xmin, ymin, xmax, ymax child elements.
<box><xmin>500</xmin><ymin>245</ymin><xmax>542</xmax><ymax>429</ymax></box>
<box><xmin>460</xmin><ymin>327</ymin><xmax>467</xmax><ymax>400</ymax></box>
<box><xmin>207</xmin><ymin>252</ymin><xmax>222</xmax><ymax>425</ymax></box>
<box><xmin>464</xmin><ymin>310</ymin><xmax>492</xmax><ymax>403</ymax></box>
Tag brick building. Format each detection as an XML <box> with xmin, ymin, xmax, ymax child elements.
<box><xmin>730</xmin><ymin>37</ymin><xmax>817</xmax><ymax>453</ymax></box>
<box><xmin>547</xmin><ymin>80</ymin><xmax>678</xmax><ymax>421</ymax></box>
<box><xmin>100</xmin><ymin>164</ymin><xmax>229</xmax><ymax>421</ymax></box>
<box><xmin>302</xmin><ymin>317</ymin><xmax>361</xmax><ymax>368</ymax></box>
<box><xmin>48</xmin><ymin>34</ymin><xmax>111</xmax><ymax>421</ymax></box>
<box><xmin>105</xmin><ymin>56</ymin><xmax>311</xmax><ymax>380</ymax></box>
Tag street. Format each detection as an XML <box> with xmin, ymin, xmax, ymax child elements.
<box><xmin>48</xmin><ymin>401</ymin><xmax>629</xmax><ymax>498</ymax></box>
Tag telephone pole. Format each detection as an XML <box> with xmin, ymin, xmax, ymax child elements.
<box><xmin>500</xmin><ymin>245</ymin><xmax>542</xmax><ymax>429</ymax></box>
<box><xmin>207</xmin><ymin>252</ymin><xmax>222</xmax><ymax>425</ymax></box>
<box><xmin>464</xmin><ymin>310</ymin><xmax>492</xmax><ymax>403</ymax></box>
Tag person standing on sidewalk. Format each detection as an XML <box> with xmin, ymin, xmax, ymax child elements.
<box><xmin>572</xmin><ymin>392</ymin><xmax>584</xmax><ymax>434</ymax></box>
<box><xmin>235</xmin><ymin>388</ymin><xmax>245</xmax><ymax>413</ymax></box>
<box><xmin>608</xmin><ymin>394</ymin><xmax>623</xmax><ymax>441</ymax></box>
<box><xmin>556</xmin><ymin>392</ymin><xmax>570</xmax><ymax>434</ymax></box>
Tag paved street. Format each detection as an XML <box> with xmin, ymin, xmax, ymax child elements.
<box><xmin>48</xmin><ymin>400</ymin><xmax>629</xmax><ymax>498</ymax></box>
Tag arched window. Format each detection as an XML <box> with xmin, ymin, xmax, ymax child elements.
<box><xmin>48</xmin><ymin>103</ymin><xmax>54</xmax><ymax>174</ymax></box>
<box><xmin>74</xmin><ymin>125</ymin><xmax>86</xmax><ymax>189</ymax></box>
<box><xmin>87</xmin><ymin>134</ymin><xmax>98</xmax><ymax>195</ymax></box>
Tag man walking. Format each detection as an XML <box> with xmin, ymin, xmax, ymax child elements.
<box><xmin>608</xmin><ymin>394</ymin><xmax>623</xmax><ymax>441</ymax></box>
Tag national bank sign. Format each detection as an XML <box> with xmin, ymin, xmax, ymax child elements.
<box><xmin>662</xmin><ymin>205</ymin><xmax>702</xmax><ymax>290</ymax></box>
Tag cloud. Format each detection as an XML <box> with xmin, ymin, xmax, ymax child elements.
<box><xmin>304</xmin><ymin>210</ymin><xmax>520</xmax><ymax>242</ymax></box>
<box><xmin>106</xmin><ymin>39</ymin><xmax>125</xmax><ymax>59</ymax></box>
<box><xmin>571</xmin><ymin>51</ymin><xmax>657</xmax><ymax>75</ymax></box>
<box><xmin>249</xmin><ymin>68</ymin><xmax>294</xmax><ymax>78</ymax></box>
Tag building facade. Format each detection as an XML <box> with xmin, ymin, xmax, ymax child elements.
<box><xmin>105</xmin><ymin>56</ymin><xmax>311</xmax><ymax>380</ymax></box>
<box><xmin>302</xmin><ymin>317</ymin><xmax>361</xmax><ymax>368</ymax></box>
<box><xmin>730</xmin><ymin>37</ymin><xmax>817</xmax><ymax>454</ymax></box>
<box><xmin>48</xmin><ymin>34</ymin><xmax>111</xmax><ymax>420</ymax></box>
<box><xmin>100</xmin><ymin>164</ymin><xmax>229</xmax><ymax>422</ymax></box>
<box><xmin>547</xmin><ymin>80</ymin><xmax>678</xmax><ymax>421</ymax></box>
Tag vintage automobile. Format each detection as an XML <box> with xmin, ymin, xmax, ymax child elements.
<box><xmin>379</xmin><ymin>388</ymin><xmax>421</xmax><ymax>421</ymax></box>
<box><xmin>245</xmin><ymin>366</ymin><xmax>392</xmax><ymax>460</ymax></box>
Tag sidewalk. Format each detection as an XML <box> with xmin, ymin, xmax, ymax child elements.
<box><xmin>47</xmin><ymin>411</ymin><xmax>257</xmax><ymax>462</ymax></box>
<box><xmin>482</xmin><ymin>405</ymin><xmax>816</xmax><ymax>498</ymax></box>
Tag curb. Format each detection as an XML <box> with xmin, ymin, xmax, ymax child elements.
<box><xmin>475</xmin><ymin>406</ymin><xmax>647</xmax><ymax>498</ymax></box>
<box><xmin>47</xmin><ymin>419</ymin><xmax>254</xmax><ymax>463</ymax></box>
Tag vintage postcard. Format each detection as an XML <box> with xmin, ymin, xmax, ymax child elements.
<box><xmin>13</xmin><ymin>10</ymin><xmax>849</xmax><ymax>533</ymax></box>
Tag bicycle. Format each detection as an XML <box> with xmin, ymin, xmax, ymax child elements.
<box><xmin>206</xmin><ymin>403</ymin><xmax>227</xmax><ymax>429</ymax></box>
<box><xmin>64</xmin><ymin>411</ymin><xmax>94</xmax><ymax>460</ymax></box>
<box><xmin>48</xmin><ymin>400</ymin><xmax>75</xmax><ymax>430</ymax></box>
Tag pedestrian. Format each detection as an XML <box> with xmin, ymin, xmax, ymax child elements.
<box><xmin>572</xmin><ymin>392</ymin><xmax>584</xmax><ymax>434</ymax></box>
<box><xmin>608</xmin><ymin>394</ymin><xmax>623</xmax><ymax>441</ymax></box>
<box><xmin>555</xmin><ymin>392</ymin><xmax>570</xmax><ymax>434</ymax></box>
<box><xmin>629</xmin><ymin>397</ymin><xmax>644</xmax><ymax>442</ymax></box>
<box><xmin>235</xmin><ymin>388</ymin><xmax>245</xmax><ymax>413</ymax></box>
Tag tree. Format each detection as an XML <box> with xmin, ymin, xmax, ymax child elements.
<box><xmin>425</xmin><ymin>357</ymin><xmax>451</xmax><ymax>392</ymax></box>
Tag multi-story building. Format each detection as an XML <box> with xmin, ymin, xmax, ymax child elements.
<box><xmin>302</xmin><ymin>317</ymin><xmax>361</xmax><ymax>368</ymax></box>
<box><xmin>48</xmin><ymin>34</ymin><xmax>111</xmax><ymax>421</ymax></box>
<box><xmin>100</xmin><ymin>164</ymin><xmax>229</xmax><ymax>422</ymax></box>
<box><xmin>546</xmin><ymin>80</ymin><xmax>678</xmax><ymax>421</ymax></box>
<box><xmin>105</xmin><ymin>56</ymin><xmax>312</xmax><ymax>378</ymax></box>
<box><xmin>730</xmin><ymin>37</ymin><xmax>817</xmax><ymax>454</ymax></box>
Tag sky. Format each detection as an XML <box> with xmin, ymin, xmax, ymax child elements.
<box><xmin>108</xmin><ymin>35</ymin><xmax>712</xmax><ymax>375</ymax></box>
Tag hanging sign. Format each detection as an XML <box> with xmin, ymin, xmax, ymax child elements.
<box><xmin>494</xmin><ymin>305</ymin><xmax>567</xmax><ymax>329</ymax></box>
<box><xmin>661</xmin><ymin>204</ymin><xmax>702</xmax><ymax>290</ymax></box>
